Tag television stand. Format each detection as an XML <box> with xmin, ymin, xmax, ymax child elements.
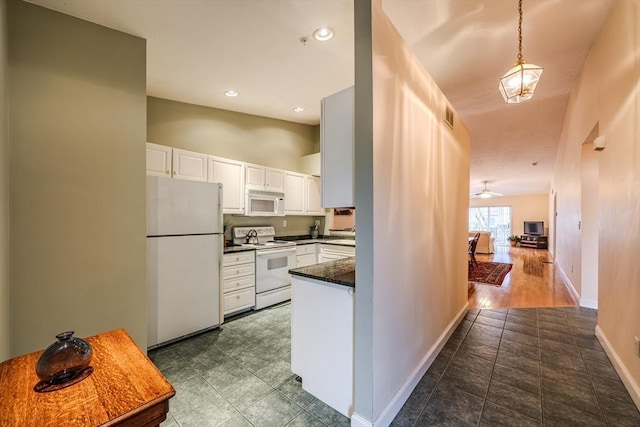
<box><xmin>520</xmin><ymin>235</ymin><xmax>548</xmax><ymax>249</ymax></box>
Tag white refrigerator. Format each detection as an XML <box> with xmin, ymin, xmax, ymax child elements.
<box><xmin>147</xmin><ymin>175</ymin><xmax>223</xmax><ymax>349</ymax></box>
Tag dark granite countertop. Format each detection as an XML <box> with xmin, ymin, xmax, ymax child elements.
<box><xmin>223</xmin><ymin>236</ymin><xmax>355</xmax><ymax>254</ymax></box>
<box><xmin>289</xmin><ymin>257</ymin><xmax>355</xmax><ymax>288</ymax></box>
<box><xmin>223</xmin><ymin>245</ymin><xmax>256</xmax><ymax>254</ymax></box>
<box><xmin>278</xmin><ymin>235</ymin><xmax>355</xmax><ymax>246</ymax></box>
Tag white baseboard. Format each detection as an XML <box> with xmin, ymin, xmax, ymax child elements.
<box><xmin>351</xmin><ymin>302</ymin><xmax>469</xmax><ymax>426</ymax></box>
<box><xmin>579</xmin><ymin>298</ymin><xmax>598</xmax><ymax>309</ymax></box>
<box><xmin>557</xmin><ymin>262</ymin><xmax>598</xmax><ymax>309</ymax></box>
<box><xmin>595</xmin><ymin>325</ymin><xmax>640</xmax><ymax>410</ymax></box>
<box><xmin>556</xmin><ymin>263</ymin><xmax>580</xmax><ymax>304</ymax></box>
<box><xmin>350</xmin><ymin>413</ymin><xmax>373</xmax><ymax>427</ymax></box>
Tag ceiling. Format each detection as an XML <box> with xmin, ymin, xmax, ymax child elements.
<box><xmin>24</xmin><ymin>0</ymin><xmax>614</xmax><ymax>197</ymax></box>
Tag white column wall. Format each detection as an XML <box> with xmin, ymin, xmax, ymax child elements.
<box><xmin>353</xmin><ymin>1</ymin><xmax>471</xmax><ymax>423</ymax></box>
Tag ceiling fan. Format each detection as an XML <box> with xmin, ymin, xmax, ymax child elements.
<box><xmin>472</xmin><ymin>181</ymin><xmax>503</xmax><ymax>199</ymax></box>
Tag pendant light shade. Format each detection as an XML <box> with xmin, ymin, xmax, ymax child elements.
<box><xmin>499</xmin><ymin>59</ymin><xmax>543</xmax><ymax>103</ymax></box>
<box><xmin>499</xmin><ymin>0</ymin><xmax>542</xmax><ymax>103</ymax></box>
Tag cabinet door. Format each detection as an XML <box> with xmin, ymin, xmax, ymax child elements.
<box><xmin>208</xmin><ymin>156</ymin><xmax>244</xmax><ymax>214</ymax></box>
<box><xmin>146</xmin><ymin>143</ymin><xmax>172</xmax><ymax>177</ymax></box>
<box><xmin>172</xmin><ymin>148</ymin><xmax>207</xmax><ymax>182</ymax></box>
<box><xmin>296</xmin><ymin>253</ymin><xmax>317</xmax><ymax>268</ymax></box>
<box><xmin>265</xmin><ymin>167</ymin><xmax>284</xmax><ymax>192</ymax></box>
<box><xmin>245</xmin><ymin>164</ymin><xmax>265</xmax><ymax>189</ymax></box>
<box><xmin>284</xmin><ymin>171</ymin><xmax>305</xmax><ymax>215</ymax></box>
<box><xmin>305</xmin><ymin>176</ymin><xmax>323</xmax><ymax>215</ymax></box>
<box><xmin>321</xmin><ymin>86</ymin><xmax>354</xmax><ymax>208</ymax></box>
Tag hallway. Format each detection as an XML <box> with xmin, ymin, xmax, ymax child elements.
<box><xmin>391</xmin><ymin>245</ymin><xmax>639</xmax><ymax>425</ymax></box>
<box><xmin>391</xmin><ymin>306</ymin><xmax>640</xmax><ymax>426</ymax></box>
<box><xmin>468</xmin><ymin>246</ymin><xmax>578</xmax><ymax>310</ymax></box>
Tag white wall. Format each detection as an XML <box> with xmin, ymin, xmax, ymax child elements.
<box><xmin>469</xmin><ymin>194</ymin><xmax>549</xmax><ymax>237</ymax></box>
<box><xmin>8</xmin><ymin>1</ymin><xmax>147</xmax><ymax>355</ymax></box>
<box><xmin>551</xmin><ymin>0</ymin><xmax>639</xmax><ymax>405</ymax></box>
<box><xmin>580</xmin><ymin>143</ymin><xmax>599</xmax><ymax>307</ymax></box>
<box><xmin>0</xmin><ymin>0</ymin><xmax>9</xmax><ymax>362</ymax></box>
<box><xmin>353</xmin><ymin>0</ymin><xmax>471</xmax><ymax>423</ymax></box>
<box><xmin>148</xmin><ymin>96</ymin><xmax>318</xmax><ymax>173</ymax></box>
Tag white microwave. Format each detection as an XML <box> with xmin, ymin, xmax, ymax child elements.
<box><xmin>245</xmin><ymin>189</ymin><xmax>285</xmax><ymax>216</ymax></box>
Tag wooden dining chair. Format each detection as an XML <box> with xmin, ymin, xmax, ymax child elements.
<box><xmin>468</xmin><ymin>233</ymin><xmax>480</xmax><ymax>269</ymax></box>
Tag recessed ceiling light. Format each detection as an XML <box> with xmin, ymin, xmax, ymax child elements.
<box><xmin>293</xmin><ymin>106</ymin><xmax>305</xmax><ymax>113</ymax></box>
<box><xmin>312</xmin><ymin>27</ymin><xmax>334</xmax><ymax>42</ymax></box>
<box><xmin>224</xmin><ymin>90</ymin><xmax>239</xmax><ymax>97</ymax></box>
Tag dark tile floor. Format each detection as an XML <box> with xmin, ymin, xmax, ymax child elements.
<box><xmin>391</xmin><ymin>307</ymin><xmax>640</xmax><ymax>426</ymax></box>
<box><xmin>150</xmin><ymin>304</ymin><xmax>640</xmax><ymax>427</ymax></box>
<box><xmin>149</xmin><ymin>302</ymin><xmax>350</xmax><ymax>427</ymax></box>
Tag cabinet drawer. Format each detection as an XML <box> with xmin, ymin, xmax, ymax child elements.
<box><xmin>223</xmin><ymin>251</ymin><xmax>255</xmax><ymax>267</ymax></box>
<box><xmin>223</xmin><ymin>275</ymin><xmax>255</xmax><ymax>292</ymax></box>
<box><xmin>223</xmin><ymin>264</ymin><xmax>255</xmax><ymax>280</ymax></box>
<box><xmin>296</xmin><ymin>244</ymin><xmax>316</xmax><ymax>256</ymax></box>
<box><xmin>224</xmin><ymin>287</ymin><xmax>256</xmax><ymax>314</ymax></box>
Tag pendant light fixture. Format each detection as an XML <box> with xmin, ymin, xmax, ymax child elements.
<box><xmin>498</xmin><ymin>0</ymin><xmax>543</xmax><ymax>103</ymax></box>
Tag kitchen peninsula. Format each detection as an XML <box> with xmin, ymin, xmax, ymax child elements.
<box><xmin>289</xmin><ymin>257</ymin><xmax>355</xmax><ymax>418</ymax></box>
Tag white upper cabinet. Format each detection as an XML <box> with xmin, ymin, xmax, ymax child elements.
<box><xmin>146</xmin><ymin>142</ymin><xmax>172</xmax><ymax>177</ymax></box>
<box><xmin>321</xmin><ymin>86</ymin><xmax>354</xmax><ymax>208</ymax></box>
<box><xmin>284</xmin><ymin>172</ymin><xmax>324</xmax><ymax>216</ymax></box>
<box><xmin>208</xmin><ymin>156</ymin><xmax>245</xmax><ymax>214</ymax></box>
<box><xmin>305</xmin><ymin>175</ymin><xmax>323</xmax><ymax>215</ymax></box>
<box><xmin>245</xmin><ymin>164</ymin><xmax>284</xmax><ymax>192</ymax></box>
<box><xmin>265</xmin><ymin>167</ymin><xmax>285</xmax><ymax>192</ymax></box>
<box><xmin>245</xmin><ymin>163</ymin><xmax>265</xmax><ymax>189</ymax></box>
<box><xmin>172</xmin><ymin>148</ymin><xmax>208</xmax><ymax>182</ymax></box>
<box><xmin>284</xmin><ymin>171</ymin><xmax>306</xmax><ymax>215</ymax></box>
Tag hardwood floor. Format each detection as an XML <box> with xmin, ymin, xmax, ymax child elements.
<box><xmin>468</xmin><ymin>245</ymin><xmax>578</xmax><ymax>309</ymax></box>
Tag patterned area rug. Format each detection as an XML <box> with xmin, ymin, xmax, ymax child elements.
<box><xmin>468</xmin><ymin>261</ymin><xmax>513</xmax><ymax>287</ymax></box>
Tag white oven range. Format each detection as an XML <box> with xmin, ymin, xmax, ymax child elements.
<box><xmin>233</xmin><ymin>226</ymin><xmax>296</xmax><ymax>310</ymax></box>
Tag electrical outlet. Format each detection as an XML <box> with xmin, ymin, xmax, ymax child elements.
<box><xmin>635</xmin><ymin>336</ymin><xmax>640</xmax><ymax>358</ymax></box>
<box><xmin>282</xmin><ymin>220</ymin><xmax>287</xmax><ymax>227</ymax></box>
<box><xmin>314</xmin><ymin>220</ymin><xmax>320</xmax><ymax>226</ymax></box>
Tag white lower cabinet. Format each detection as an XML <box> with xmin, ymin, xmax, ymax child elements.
<box><xmin>295</xmin><ymin>244</ymin><xmax>317</xmax><ymax>267</ymax></box>
<box><xmin>318</xmin><ymin>244</ymin><xmax>355</xmax><ymax>263</ymax></box>
<box><xmin>291</xmin><ymin>275</ymin><xmax>354</xmax><ymax>417</ymax></box>
<box><xmin>296</xmin><ymin>253</ymin><xmax>316</xmax><ymax>267</ymax></box>
<box><xmin>222</xmin><ymin>251</ymin><xmax>255</xmax><ymax>315</ymax></box>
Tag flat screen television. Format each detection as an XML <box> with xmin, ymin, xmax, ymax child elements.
<box><xmin>524</xmin><ymin>221</ymin><xmax>544</xmax><ymax>236</ymax></box>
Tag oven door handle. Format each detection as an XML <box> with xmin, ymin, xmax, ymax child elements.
<box><xmin>256</xmin><ymin>248</ymin><xmax>296</xmax><ymax>256</ymax></box>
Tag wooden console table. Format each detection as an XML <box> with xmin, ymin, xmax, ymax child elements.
<box><xmin>0</xmin><ymin>329</ymin><xmax>175</xmax><ymax>426</ymax></box>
